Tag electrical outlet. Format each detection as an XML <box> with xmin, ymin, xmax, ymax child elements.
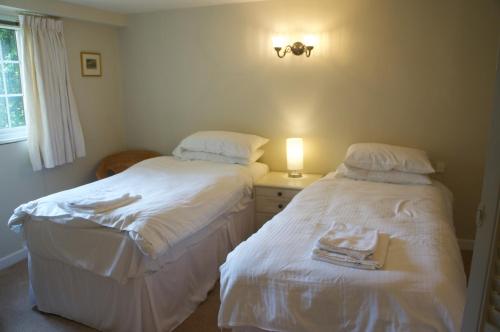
<box><xmin>435</xmin><ymin>161</ymin><xmax>446</xmax><ymax>173</ymax></box>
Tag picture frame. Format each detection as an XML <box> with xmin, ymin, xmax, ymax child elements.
<box><xmin>80</xmin><ymin>52</ymin><xmax>102</xmax><ymax>77</ymax></box>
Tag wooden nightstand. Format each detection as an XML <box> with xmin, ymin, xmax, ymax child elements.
<box><xmin>254</xmin><ymin>172</ymin><xmax>323</xmax><ymax>229</ymax></box>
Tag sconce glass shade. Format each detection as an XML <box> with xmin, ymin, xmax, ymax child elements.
<box><xmin>303</xmin><ymin>35</ymin><xmax>319</xmax><ymax>47</ymax></box>
<box><xmin>287</xmin><ymin>138</ymin><xmax>304</xmax><ymax>178</ymax></box>
<box><xmin>272</xmin><ymin>36</ymin><xmax>287</xmax><ymax>48</ymax></box>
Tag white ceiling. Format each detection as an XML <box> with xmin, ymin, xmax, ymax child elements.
<box><xmin>59</xmin><ymin>0</ymin><xmax>268</xmax><ymax>14</ymax></box>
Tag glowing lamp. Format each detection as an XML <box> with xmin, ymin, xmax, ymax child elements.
<box><xmin>303</xmin><ymin>35</ymin><xmax>319</xmax><ymax>48</ymax></box>
<box><xmin>272</xmin><ymin>35</ymin><xmax>316</xmax><ymax>58</ymax></box>
<box><xmin>272</xmin><ymin>36</ymin><xmax>287</xmax><ymax>48</ymax></box>
<box><xmin>286</xmin><ymin>138</ymin><xmax>304</xmax><ymax>178</ymax></box>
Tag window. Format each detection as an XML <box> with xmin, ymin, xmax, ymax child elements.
<box><xmin>0</xmin><ymin>26</ymin><xmax>26</xmax><ymax>144</ymax></box>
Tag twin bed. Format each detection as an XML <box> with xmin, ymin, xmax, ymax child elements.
<box><xmin>219</xmin><ymin>174</ymin><xmax>465</xmax><ymax>331</ymax></box>
<box><xmin>11</xmin><ymin>156</ymin><xmax>268</xmax><ymax>331</ymax></box>
<box><xmin>8</xmin><ymin>133</ymin><xmax>466</xmax><ymax>332</ymax></box>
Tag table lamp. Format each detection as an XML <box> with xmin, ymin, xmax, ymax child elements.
<box><xmin>287</xmin><ymin>138</ymin><xmax>304</xmax><ymax>178</ymax></box>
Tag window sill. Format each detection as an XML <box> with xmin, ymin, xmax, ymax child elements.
<box><xmin>0</xmin><ymin>127</ymin><xmax>27</xmax><ymax>145</ymax></box>
<box><xmin>0</xmin><ymin>136</ymin><xmax>27</xmax><ymax>145</ymax></box>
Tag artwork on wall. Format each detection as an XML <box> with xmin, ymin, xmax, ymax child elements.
<box><xmin>80</xmin><ymin>52</ymin><xmax>102</xmax><ymax>77</ymax></box>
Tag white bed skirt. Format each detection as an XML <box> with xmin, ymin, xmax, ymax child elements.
<box><xmin>28</xmin><ymin>203</ymin><xmax>255</xmax><ymax>332</ymax></box>
<box><xmin>232</xmin><ymin>327</ymin><xmax>268</xmax><ymax>332</ymax></box>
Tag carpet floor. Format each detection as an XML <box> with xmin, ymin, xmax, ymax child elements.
<box><xmin>0</xmin><ymin>260</ymin><xmax>221</xmax><ymax>332</ymax></box>
<box><xmin>0</xmin><ymin>251</ymin><xmax>473</xmax><ymax>332</ymax></box>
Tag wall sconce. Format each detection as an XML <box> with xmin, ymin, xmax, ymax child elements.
<box><xmin>273</xmin><ymin>35</ymin><xmax>317</xmax><ymax>58</ymax></box>
<box><xmin>287</xmin><ymin>138</ymin><xmax>304</xmax><ymax>178</ymax></box>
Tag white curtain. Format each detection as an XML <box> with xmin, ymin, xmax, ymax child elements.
<box><xmin>20</xmin><ymin>15</ymin><xmax>85</xmax><ymax>171</ymax></box>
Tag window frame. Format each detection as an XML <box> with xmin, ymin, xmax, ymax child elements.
<box><xmin>0</xmin><ymin>23</ymin><xmax>26</xmax><ymax>145</ymax></box>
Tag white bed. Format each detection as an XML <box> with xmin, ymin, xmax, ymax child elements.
<box><xmin>9</xmin><ymin>156</ymin><xmax>268</xmax><ymax>331</ymax></box>
<box><xmin>218</xmin><ymin>173</ymin><xmax>466</xmax><ymax>332</ymax></box>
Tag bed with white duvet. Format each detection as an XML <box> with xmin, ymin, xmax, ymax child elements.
<box><xmin>8</xmin><ymin>131</ymin><xmax>270</xmax><ymax>332</ymax></box>
<box><xmin>219</xmin><ymin>145</ymin><xmax>466</xmax><ymax>332</ymax></box>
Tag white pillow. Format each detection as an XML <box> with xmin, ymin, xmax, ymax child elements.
<box><xmin>173</xmin><ymin>148</ymin><xmax>264</xmax><ymax>165</ymax></box>
<box><xmin>175</xmin><ymin>131</ymin><xmax>269</xmax><ymax>159</ymax></box>
<box><xmin>336</xmin><ymin>163</ymin><xmax>432</xmax><ymax>185</ymax></box>
<box><xmin>344</xmin><ymin>143</ymin><xmax>435</xmax><ymax>174</ymax></box>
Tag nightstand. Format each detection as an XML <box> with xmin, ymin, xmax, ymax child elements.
<box><xmin>254</xmin><ymin>172</ymin><xmax>323</xmax><ymax>229</ymax></box>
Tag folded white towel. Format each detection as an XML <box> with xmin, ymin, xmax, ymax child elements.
<box><xmin>313</xmin><ymin>233</ymin><xmax>390</xmax><ymax>270</ymax></box>
<box><xmin>317</xmin><ymin>222</ymin><xmax>378</xmax><ymax>260</ymax></box>
<box><xmin>67</xmin><ymin>193</ymin><xmax>142</xmax><ymax>213</ymax></box>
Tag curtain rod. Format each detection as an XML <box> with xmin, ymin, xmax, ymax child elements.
<box><xmin>0</xmin><ymin>19</ymin><xmax>18</xmax><ymax>27</ymax></box>
<box><xmin>0</xmin><ymin>10</ymin><xmax>60</xmax><ymax>28</ymax></box>
<box><xmin>20</xmin><ymin>12</ymin><xmax>61</xmax><ymax>20</ymax></box>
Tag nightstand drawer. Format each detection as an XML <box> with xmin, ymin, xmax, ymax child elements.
<box><xmin>255</xmin><ymin>187</ymin><xmax>299</xmax><ymax>200</ymax></box>
<box><xmin>253</xmin><ymin>172</ymin><xmax>323</xmax><ymax>230</ymax></box>
<box><xmin>255</xmin><ymin>213</ymin><xmax>274</xmax><ymax>229</ymax></box>
<box><xmin>256</xmin><ymin>196</ymin><xmax>290</xmax><ymax>214</ymax></box>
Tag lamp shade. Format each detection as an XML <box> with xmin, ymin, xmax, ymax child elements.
<box><xmin>303</xmin><ymin>35</ymin><xmax>318</xmax><ymax>47</ymax></box>
<box><xmin>272</xmin><ymin>35</ymin><xmax>286</xmax><ymax>48</ymax></box>
<box><xmin>286</xmin><ymin>138</ymin><xmax>304</xmax><ymax>172</ymax></box>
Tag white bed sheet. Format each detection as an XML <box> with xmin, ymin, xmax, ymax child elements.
<box><xmin>10</xmin><ymin>157</ymin><xmax>268</xmax><ymax>259</ymax></box>
<box><xmin>219</xmin><ymin>174</ymin><xmax>466</xmax><ymax>332</ymax></box>
<box><xmin>22</xmin><ymin>160</ymin><xmax>268</xmax><ymax>283</ymax></box>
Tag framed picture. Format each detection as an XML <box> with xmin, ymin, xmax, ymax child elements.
<box><xmin>80</xmin><ymin>52</ymin><xmax>102</xmax><ymax>77</ymax></box>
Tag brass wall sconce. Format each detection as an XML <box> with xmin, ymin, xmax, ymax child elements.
<box><xmin>272</xmin><ymin>35</ymin><xmax>317</xmax><ymax>58</ymax></box>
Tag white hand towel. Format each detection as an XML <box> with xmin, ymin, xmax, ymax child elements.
<box><xmin>313</xmin><ymin>233</ymin><xmax>390</xmax><ymax>270</ymax></box>
<box><xmin>317</xmin><ymin>222</ymin><xmax>378</xmax><ymax>260</ymax></box>
<box><xmin>67</xmin><ymin>193</ymin><xmax>142</xmax><ymax>213</ymax></box>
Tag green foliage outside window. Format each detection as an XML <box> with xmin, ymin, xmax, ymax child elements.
<box><xmin>0</xmin><ymin>27</ymin><xmax>25</xmax><ymax>129</ymax></box>
<box><xmin>8</xmin><ymin>96</ymin><xmax>24</xmax><ymax>127</ymax></box>
<box><xmin>0</xmin><ymin>98</ymin><xmax>7</xmax><ymax>129</ymax></box>
<box><xmin>5</xmin><ymin>63</ymin><xmax>21</xmax><ymax>94</ymax></box>
<box><xmin>0</xmin><ymin>28</ymin><xmax>18</xmax><ymax>61</ymax></box>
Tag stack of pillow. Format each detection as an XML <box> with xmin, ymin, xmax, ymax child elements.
<box><xmin>173</xmin><ymin>131</ymin><xmax>269</xmax><ymax>165</ymax></box>
<box><xmin>336</xmin><ymin>143</ymin><xmax>435</xmax><ymax>185</ymax></box>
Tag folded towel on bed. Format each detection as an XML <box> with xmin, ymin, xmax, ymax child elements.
<box><xmin>67</xmin><ymin>193</ymin><xmax>142</xmax><ymax>213</ymax></box>
<box><xmin>317</xmin><ymin>222</ymin><xmax>379</xmax><ymax>260</ymax></box>
<box><xmin>313</xmin><ymin>233</ymin><xmax>390</xmax><ymax>270</ymax></box>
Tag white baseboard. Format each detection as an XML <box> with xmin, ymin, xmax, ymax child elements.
<box><xmin>458</xmin><ymin>239</ymin><xmax>474</xmax><ymax>251</ymax></box>
<box><xmin>0</xmin><ymin>247</ymin><xmax>27</xmax><ymax>270</ymax></box>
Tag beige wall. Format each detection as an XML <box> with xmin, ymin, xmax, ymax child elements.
<box><xmin>0</xmin><ymin>18</ymin><xmax>126</xmax><ymax>258</ymax></box>
<box><xmin>120</xmin><ymin>0</ymin><xmax>499</xmax><ymax>240</ymax></box>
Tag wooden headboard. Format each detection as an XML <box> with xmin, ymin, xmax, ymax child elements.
<box><xmin>95</xmin><ymin>150</ymin><xmax>161</xmax><ymax>180</ymax></box>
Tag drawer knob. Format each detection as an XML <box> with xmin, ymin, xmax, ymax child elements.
<box><xmin>278</xmin><ymin>204</ymin><xmax>284</xmax><ymax>209</ymax></box>
<box><xmin>277</xmin><ymin>192</ymin><xmax>283</xmax><ymax>197</ymax></box>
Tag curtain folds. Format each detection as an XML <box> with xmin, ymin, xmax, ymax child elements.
<box><xmin>20</xmin><ymin>15</ymin><xmax>85</xmax><ymax>171</ymax></box>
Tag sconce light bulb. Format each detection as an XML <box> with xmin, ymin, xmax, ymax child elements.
<box><xmin>303</xmin><ymin>35</ymin><xmax>318</xmax><ymax>47</ymax></box>
<box><xmin>272</xmin><ymin>35</ymin><xmax>286</xmax><ymax>48</ymax></box>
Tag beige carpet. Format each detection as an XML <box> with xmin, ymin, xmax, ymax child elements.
<box><xmin>0</xmin><ymin>260</ymin><xmax>222</xmax><ymax>332</ymax></box>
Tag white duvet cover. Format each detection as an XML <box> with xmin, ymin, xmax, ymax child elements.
<box><xmin>219</xmin><ymin>174</ymin><xmax>466</xmax><ymax>332</ymax></box>
<box><xmin>9</xmin><ymin>157</ymin><xmax>265</xmax><ymax>259</ymax></box>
